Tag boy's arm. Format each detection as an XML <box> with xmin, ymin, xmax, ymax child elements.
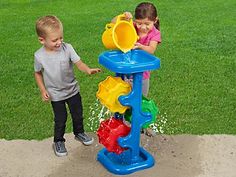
<box><xmin>75</xmin><ymin>60</ymin><xmax>101</xmax><ymax>75</ymax></box>
<box><xmin>34</xmin><ymin>71</ymin><xmax>50</xmax><ymax>101</ymax></box>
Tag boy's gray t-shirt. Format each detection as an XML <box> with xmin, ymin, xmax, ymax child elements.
<box><xmin>34</xmin><ymin>43</ymin><xmax>80</xmax><ymax>101</ymax></box>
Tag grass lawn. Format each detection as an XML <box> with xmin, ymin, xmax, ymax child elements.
<box><xmin>0</xmin><ymin>0</ymin><xmax>235</xmax><ymax>140</ymax></box>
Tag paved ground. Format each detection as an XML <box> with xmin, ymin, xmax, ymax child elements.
<box><xmin>0</xmin><ymin>133</ymin><xmax>236</xmax><ymax>177</ymax></box>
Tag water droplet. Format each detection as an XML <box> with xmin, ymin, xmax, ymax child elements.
<box><xmin>86</xmin><ymin>99</ymin><xmax>112</xmax><ymax>132</ymax></box>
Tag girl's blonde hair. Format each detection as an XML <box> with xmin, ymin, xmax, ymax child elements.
<box><xmin>36</xmin><ymin>15</ymin><xmax>63</xmax><ymax>38</ymax></box>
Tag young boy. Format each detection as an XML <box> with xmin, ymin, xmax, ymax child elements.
<box><xmin>34</xmin><ymin>15</ymin><xmax>101</xmax><ymax>157</ymax></box>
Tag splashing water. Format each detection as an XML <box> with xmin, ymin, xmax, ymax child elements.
<box><xmin>141</xmin><ymin>112</ymin><xmax>168</xmax><ymax>153</ymax></box>
<box><xmin>149</xmin><ymin>112</ymin><xmax>168</xmax><ymax>134</ymax></box>
<box><xmin>87</xmin><ymin>99</ymin><xmax>168</xmax><ymax>134</ymax></box>
<box><xmin>123</xmin><ymin>51</ymin><xmax>135</xmax><ymax>64</ymax></box>
<box><xmin>86</xmin><ymin>99</ymin><xmax>112</xmax><ymax>132</ymax></box>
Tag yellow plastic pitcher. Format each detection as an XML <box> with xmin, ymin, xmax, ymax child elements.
<box><xmin>102</xmin><ymin>14</ymin><xmax>138</xmax><ymax>53</ymax></box>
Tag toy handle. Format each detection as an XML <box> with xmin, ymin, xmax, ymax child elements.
<box><xmin>116</xmin><ymin>14</ymin><xmax>133</xmax><ymax>24</ymax></box>
<box><xmin>105</xmin><ymin>23</ymin><xmax>114</xmax><ymax>30</ymax></box>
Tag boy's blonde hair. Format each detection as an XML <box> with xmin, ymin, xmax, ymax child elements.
<box><xmin>36</xmin><ymin>15</ymin><xmax>63</xmax><ymax>38</ymax></box>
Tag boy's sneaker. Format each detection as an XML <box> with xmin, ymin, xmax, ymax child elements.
<box><xmin>53</xmin><ymin>141</ymin><xmax>68</xmax><ymax>157</ymax></box>
<box><xmin>75</xmin><ymin>132</ymin><xmax>94</xmax><ymax>146</ymax></box>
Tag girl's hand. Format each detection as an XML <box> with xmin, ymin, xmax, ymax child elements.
<box><xmin>41</xmin><ymin>90</ymin><xmax>50</xmax><ymax>102</ymax></box>
<box><xmin>112</xmin><ymin>12</ymin><xmax>132</xmax><ymax>23</ymax></box>
<box><xmin>133</xmin><ymin>42</ymin><xmax>143</xmax><ymax>49</ymax></box>
<box><xmin>88</xmin><ymin>68</ymin><xmax>101</xmax><ymax>75</ymax></box>
<box><xmin>123</xmin><ymin>12</ymin><xmax>133</xmax><ymax>21</ymax></box>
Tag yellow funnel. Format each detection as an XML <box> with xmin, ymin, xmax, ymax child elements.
<box><xmin>102</xmin><ymin>14</ymin><xmax>138</xmax><ymax>53</ymax></box>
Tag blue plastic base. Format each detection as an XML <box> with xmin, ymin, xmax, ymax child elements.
<box><xmin>97</xmin><ymin>147</ymin><xmax>155</xmax><ymax>175</ymax></box>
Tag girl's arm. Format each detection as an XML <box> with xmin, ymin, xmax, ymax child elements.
<box><xmin>75</xmin><ymin>60</ymin><xmax>101</xmax><ymax>75</ymax></box>
<box><xmin>34</xmin><ymin>71</ymin><xmax>50</xmax><ymax>101</ymax></box>
<box><xmin>134</xmin><ymin>41</ymin><xmax>159</xmax><ymax>54</ymax></box>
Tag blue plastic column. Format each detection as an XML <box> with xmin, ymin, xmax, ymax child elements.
<box><xmin>97</xmin><ymin>50</ymin><xmax>160</xmax><ymax>175</ymax></box>
<box><xmin>118</xmin><ymin>72</ymin><xmax>152</xmax><ymax>162</ymax></box>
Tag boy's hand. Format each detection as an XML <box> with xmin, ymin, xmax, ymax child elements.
<box><xmin>88</xmin><ymin>68</ymin><xmax>101</xmax><ymax>75</ymax></box>
<box><xmin>41</xmin><ymin>90</ymin><xmax>50</xmax><ymax>102</ymax></box>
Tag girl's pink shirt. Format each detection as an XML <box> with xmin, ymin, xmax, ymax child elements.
<box><xmin>135</xmin><ymin>25</ymin><xmax>161</xmax><ymax>79</ymax></box>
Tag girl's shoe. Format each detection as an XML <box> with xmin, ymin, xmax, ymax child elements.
<box><xmin>143</xmin><ymin>128</ymin><xmax>156</xmax><ymax>137</ymax></box>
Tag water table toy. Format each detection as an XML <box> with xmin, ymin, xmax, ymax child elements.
<box><xmin>96</xmin><ymin>49</ymin><xmax>160</xmax><ymax>175</ymax></box>
<box><xmin>96</xmin><ymin>14</ymin><xmax>160</xmax><ymax>175</ymax></box>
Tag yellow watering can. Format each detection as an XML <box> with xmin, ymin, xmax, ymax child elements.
<box><xmin>102</xmin><ymin>14</ymin><xmax>138</xmax><ymax>53</ymax></box>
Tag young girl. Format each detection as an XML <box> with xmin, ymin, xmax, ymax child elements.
<box><xmin>113</xmin><ymin>2</ymin><xmax>161</xmax><ymax>136</ymax></box>
<box><xmin>116</xmin><ymin>2</ymin><xmax>161</xmax><ymax>97</ymax></box>
<box><xmin>130</xmin><ymin>2</ymin><xmax>161</xmax><ymax>96</ymax></box>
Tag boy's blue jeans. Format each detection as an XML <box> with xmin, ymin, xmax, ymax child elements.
<box><xmin>51</xmin><ymin>92</ymin><xmax>84</xmax><ymax>142</ymax></box>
